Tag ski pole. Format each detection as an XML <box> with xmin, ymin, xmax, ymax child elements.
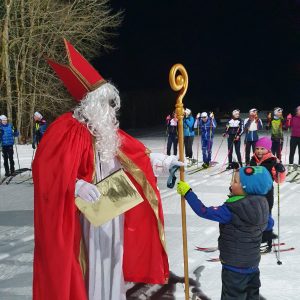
<box><xmin>0</xmin><ymin>148</ymin><xmax>2</xmax><ymax>179</ymax></box>
<box><xmin>29</xmin><ymin>148</ymin><xmax>35</xmax><ymax>177</ymax></box>
<box><xmin>163</xmin><ymin>126</ymin><xmax>168</xmax><ymax>155</ymax></box>
<box><xmin>207</xmin><ymin>112</ymin><xmax>214</xmax><ymax>165</ymax></box>
<box><xmin>212</xmin><ymin>135</ymin><xmax>225</xmax><ymax>163</ymax></box>
<box><xmin>196</xmin><ymin>123</ymin><xmax>200</xmax><ymax>167</ymax></box>
<box><xmin>284</xmin><ymin>128</ymin><xmax>290</xmax><ymax>165</ymax></box>
<box><xmin>275</xmin><ymin>173</ymin><xmax>282</xmax><ymax>265</ymax></box>
<box><xmin>14</xmin><ymin>142</ymin><xmax>21</xmax><ymax>171</ymax></box>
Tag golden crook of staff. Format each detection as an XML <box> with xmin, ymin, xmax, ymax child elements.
<box><xmin>169</xmin><ymin>63</ymin><xmax>189</xmax><ymax>299</ymax></box>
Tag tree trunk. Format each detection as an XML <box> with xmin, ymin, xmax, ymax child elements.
<box><xmin>2</xmin><ymin>0</ymin><xmax>13</xmax><ymax>120</ymax></box>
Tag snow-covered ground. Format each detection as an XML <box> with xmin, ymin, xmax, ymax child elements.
<box><xmin>0</xmin><ymin>131</ymin><xmax>299</xmax><ymax>299</ymax></box>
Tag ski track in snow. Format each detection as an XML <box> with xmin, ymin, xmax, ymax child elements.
<box><xmin>0</xmin><ymin>132</ymin><xmax>299</xmax><ymax>299</ymax></box>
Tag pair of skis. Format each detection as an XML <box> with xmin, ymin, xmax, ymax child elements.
<box><xmin>0</xmin><ymin>168</ymin><xmax>31</xmax><ymax>185</ymax></box>
<box><xmin>187</xmin><ymin>161</ymin><xmax>219</xmax><ymax>175</ymax></box>
<box><xmin>285</xmin><ymin>164</ymin><xmax>300</xmax><ymax>183</ymax></box>
<box><xmin>195</xmin><ymin>243</ymin><xmax>295</xmax><ymax>262</ymax></box>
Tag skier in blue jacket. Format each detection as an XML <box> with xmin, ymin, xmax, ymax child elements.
<box><xmin>0</xmin><ymin>115</ymin><xmax>19</xmax><ymax>176</ymax></box>
<box><xmin>177</xmin><ymin>165</ymin><xmax>273</xmax><ymax>300</ymax></box>
<box><xmin>183</xmin><ymin>108</ymin><xmax>195</xmax><ymax>163</ymax></box>
<box><xmin>194</xmin><ymin>111</ymin><xmax>217</xmax><ymax>168</ymax></box>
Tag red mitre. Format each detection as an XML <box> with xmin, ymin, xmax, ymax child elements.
<box><xmin>47</xmin><ymin>39</ymin><xmax>105</xmax><ymax>102</ymax></box>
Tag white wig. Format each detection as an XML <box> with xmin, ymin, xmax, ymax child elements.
<box><xmin>73</xmin><ymin>82</ymin><xmax>121</xmax><ymax>162</ymax></box>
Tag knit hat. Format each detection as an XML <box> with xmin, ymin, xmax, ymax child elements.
<box><xmin>232</xmin><ymin>109</ymin><xmax>240</xmax><ymax>117</ymax></box>
<box><xmin>185</xmin><ymin>108</ymin><xmax>191</xmax><ymax>116</ymax></box>
<box><xmin>274</xmin><ymin>107</ymin><xmax>283</xmax><ymax>115</ymax></box>
<box><xmin>34</xmin><ymin>111</ymin><xmax>43</xmax><ymax>119</ymax></box>
<box><xmin>255</xmin><ymin>137</ymin><xmax>272</xmax><ymax>151</ymax></box>
<box><xmin>249</xmin><ymin>108</ymin><xmax>257</xmax><ymax>114</ymax></box>
<box><xmin>0</xmin><ymin>115</ymin><xmax>7</xmax><ymax>121</ymax></box>
<box><xmin>201</xmin><ymin>112</ymin><xmax>208</xmax><ymax>118</ymax></box>
<box><xmin>239</xmin><ymin>166</ymin><xmax>273</xmax><ymax>195</ymax></box>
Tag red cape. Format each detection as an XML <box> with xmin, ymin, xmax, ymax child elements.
<box><xmin>32</xmin><ymin>112</ymin><xmax>169</xmax><ymax>300</ymax></box>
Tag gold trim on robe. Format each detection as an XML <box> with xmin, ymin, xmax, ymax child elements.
<box><xmin>117</xmin><ymin>150</ymin><xmax>167</xmax><ymax>254</ymax></box>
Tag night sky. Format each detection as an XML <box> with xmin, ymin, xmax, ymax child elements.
<box><xmin>96</xmin><ymin>1</ymin><xmax>300</xmax><ymax>128</ymax></box>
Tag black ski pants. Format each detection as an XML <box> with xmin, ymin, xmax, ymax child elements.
<box><xmin>184</xmin><ymin>136</ymin><xmax>194</xmax><ymax>158</ymax></box>
<box><xmin>167</xmin><ymin>133</ymin><xmax>178</xmax><ymax>156</ymax></box>
<box><xmin>289</xmin><ymin>136</ymin><xmax>300</xmax><ymax>165</ymax></box>
<box><xmin>221</xmin><ymin>268</ymin><xmax>260</xmax><ymax>300</ymax></box>
<box><xmin>271</xmin><ymin>139</ymin><xmax>283</xmax><ymax>161</ymax></box>
<box><xmin>227</xmin><ymin>135</ymin><xmax>242</xmax><ymax>164</ymax></box>
<box><xmin>245</xmin><ymin>141</ymin><xmax>256</xmax><ymax>165</ymax></box>
<box><xmin>2</xmin><ymin>145</ymin><xmax>15</xmax><ymax>175</ymax></box>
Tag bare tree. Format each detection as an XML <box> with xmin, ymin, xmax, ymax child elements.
<box><xmin>0</xmin><ymin>0</ymin><xmax>122</xmax><ymax>142</ymax></box>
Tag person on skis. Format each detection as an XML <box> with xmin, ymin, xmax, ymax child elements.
<box><xmin>183</xmin><ymin>108</ymin><xmax>195</xmax><ymax>164</ymax></box>
<box><xmin>0</xmin><ymin>115</ymin><xmax>19</xmax><ymax>176</ymax></box>
<box><xmin>194</xmin><ymin>111</ymin><xmax>217</xmax><ymax>168</ymax></box>
<box><xmin>286</xmin><ymin>106</ymin><xmax>300</xmax><ymax>168</ymax></box>
<box><xmin>166</xmin><ymin>111</ymin><xmax>178</xmax><ymax>156</ymax></box>
<box><xmin>266</xmin><ymin>107</ymin><xmax>285</xmax><ymax>161</ymax></box>
<box><xmin>223</xmin><ymin>109</ymin><xmax>244</xmax><ymax>169</ymax></box>
<box><xmin>177</xmin><ymin>166</ymin><xmax>273</xmax><ymax>300</ymax></box>
<box><xmin>244</xmin><ymin>108</ymin><xmax>263</xmax><ymax>165</ymax></box>
<box><xmin>250</xmin><ymin>136</ymin><xmax>286</xmax><ymax>252</ymax></box>
<box><xmin>32</xmin><ymin>111</ymin><xmax>47</xmax><ymax>149</ymax></box>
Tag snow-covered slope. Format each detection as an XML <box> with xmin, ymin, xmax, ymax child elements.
<box><xmin>0</xmin><ymin>132</ymin><xmax>299</xmax><ymax>299</ymax></box>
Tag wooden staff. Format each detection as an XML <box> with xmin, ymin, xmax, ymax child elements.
<box><xmin>169</xmin><ymin>64</ymin><xmax>189</xmax><ymax>299</ymax></box>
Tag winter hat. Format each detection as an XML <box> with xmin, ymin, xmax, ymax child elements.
<box><xmin>185</xmin><ymin>108</ymin><xmax>191</xmax><ymax>116</ymax></box>
<box><xmin>34</xmin><ymin>111</ymin><xmax>43</xmax><ymax>119</ymax></box>
<box><xmin>274</xmin><ymin>107</ymin><xmax>283</xmax><ymax>115</ymax></box>
<box><xmin>249</xmin><ymin>108</ymin><xmax>257</xmax><ymax>114</ymax></box>
<box><xmin>239</xmin><ymin>166</ymin><xmax>273</xmax><ymax>195</ymax></box>
<box><xmin>255</xmin><ymin>137</ymin><xmax>272</xmax><ymax>151</ymax></box>
<box><xmin>232</xmin><ymin>109</ymin><xmax>240</xmax><ymax>117</ymax></box>
<box><xmin>201</xmin><ymin>112</ymin><xmax>208</xmax><ymax>118</ymax></box>
<box><xmin>0</xmin><ymin>115</ymin><xmax>7</xmax><ymax>121</ymax></box>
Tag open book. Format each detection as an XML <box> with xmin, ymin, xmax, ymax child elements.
<box><xmin>75</xmin><ymin>169</ymin><xmax>144</xmax><ymax>226</ymax></box>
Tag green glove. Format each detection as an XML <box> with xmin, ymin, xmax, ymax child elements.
<box><xmin>177</xmin><ymin>181</ymin><xmax>191</xmax><ymax>196</ymax></box>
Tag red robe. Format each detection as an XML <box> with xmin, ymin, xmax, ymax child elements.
<box><xmin>32</xmin><ymin>112</ymin><xmax>169</xmax><ymax>300</ymax></box>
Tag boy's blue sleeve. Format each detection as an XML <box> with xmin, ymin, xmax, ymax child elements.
<box><xmin>266</xmin><ymin>214</ymin><xmax>274</xmax><ymax>231</ymax></box>
<box><xmin>185</xmin><ymin>191</ymin><xmax>232</xmax><ymax>224</ymax></box>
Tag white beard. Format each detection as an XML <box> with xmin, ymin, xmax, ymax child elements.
<box><xmin>73</xmin><ymin>83</ymin><xmax>121</xmax><ymax>162</ymax></box>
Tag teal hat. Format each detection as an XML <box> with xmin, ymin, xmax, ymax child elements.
<box><xmin>239</xmin><ymin>166</ymin><xmax>273</xmax><ymax>195</ymax></box>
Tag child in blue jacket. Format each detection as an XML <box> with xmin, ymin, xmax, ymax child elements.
<box><xmin>194</xmin><ymin>111</ymin><xmax>217</xmax><ymax>168</ymax></box>
<box><xmin>177</xmin><ymin>166</ymin><xmax>273</xmax><ymax>300</ymax></box>
<box><xmin>183</xmin><ymin>108</ymin><xmax>195</xmax><ymax>162</ymax></box>
<box><xmin>0</xmin><ymin>115</ymin><xmax>19</xmax><ymax>176</ymax></box>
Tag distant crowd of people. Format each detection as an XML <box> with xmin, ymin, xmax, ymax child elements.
<box><xmin>165</xmin><ymin>106</ymin><xmax>300</xmax><ymax>170</ymax></box>
<box><xmin>0</xmin><ymin>112</ymin><xmax>47</xmax><ymax>177</ymax></box>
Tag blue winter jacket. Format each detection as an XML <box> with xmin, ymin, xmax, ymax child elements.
<box><xmin>194</xmin><ymin>117</ymin><xmax>217</xmax><ymax>140</ymax></box>
<box><xmin>244</xmin><ymin>118</ymin><xmax>263</xmax><ymax>142</ymax></box>
<box><xmin>183</xmin><ymin>116</ymin><xmax>195</xmax><ymax>137</ymax></box>
<box><xmin>0</xmin><ymin>123</ymin><xmax>19</xmax><ymax>146</ymax></box>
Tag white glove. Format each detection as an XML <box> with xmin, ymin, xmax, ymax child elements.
<box><xmin>210</xmin><ymin>112</ymin><xmax>214</xmax><ymax>118</ymax></box>
<box><xmin>196</xmin><ymin>113</ymin><xmax>201</xmax><ymax>119</ymax></box>
<box><xmin>150</xmin><ymin>153</ymin><xmax>185</xmax><ymax>177</ymax></box>
<box><xmin>75</xmin><ymin>179</ymin><xmax>101</xmax><ymax>203</ymax></box>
